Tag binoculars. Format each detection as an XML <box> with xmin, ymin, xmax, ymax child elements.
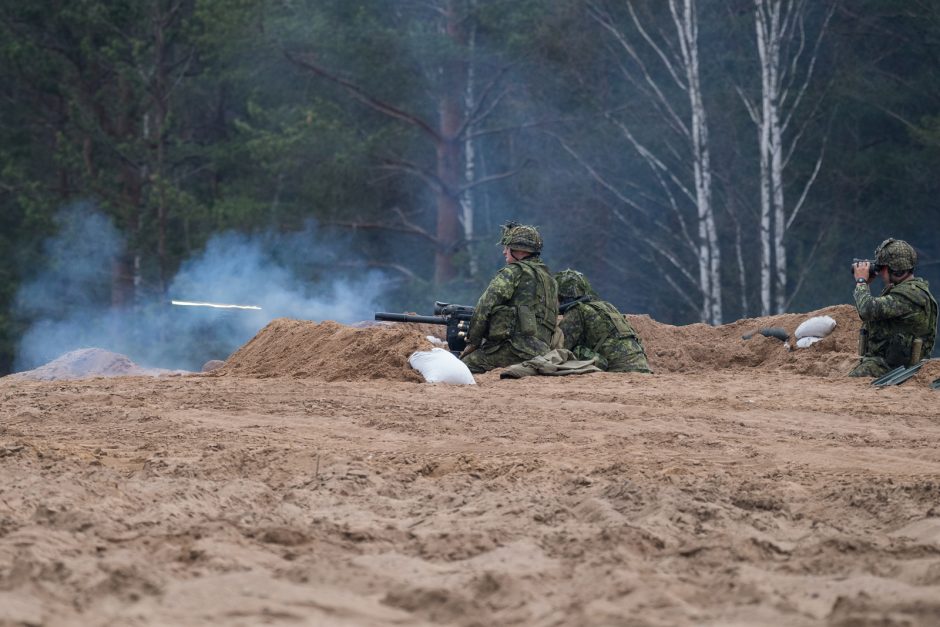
<box><xmin>851</xmin><ymin>258</ymin><xmax>882</xmax><ymax>279</ymax></box>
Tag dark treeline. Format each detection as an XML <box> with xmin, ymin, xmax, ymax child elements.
<box><xmin>2</xmin><ymin>0</ymin><xmax>939</xmax><ymax>374</ymax></box>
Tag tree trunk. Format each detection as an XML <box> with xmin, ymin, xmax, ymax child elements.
<box><xmin>153</xmin><ymin>1</ymin><xmax>170</xmax><ymax>296</ymax></box>
<box><xmin>755</xmin><ymin>0</ymin><xmax>777</xmax><ymax>316</ymax></box>
<box><xmin>111</xmin><ymin>77</ymin><xmax>142</xmax><ymax>309</ymax></box>
<box><xmin>434</xmin><ymin>0</ymin><xmax>468</xmax><ymax>284</ymax></box>
<box><xmin>771</xmin><ymin>102</ymin><xmax>786</xmax><ymax>313</ymax></box>
<box><xmin>583</xmin><ymin>0</ymin><xmax>723</xmax><ymax>323</ymax></box>
<box><xmin>751</xmin><ymin>0</ymin><xmax>832</xmax><ymax>314</ymax></box>
<box><xmin>460</xmin><ymin>2</ymin><xmax>479</xmax><ymax>277</ymax></box>
<box><xmin>673</xmin><ymin>0</ymin><xmax>721</xmax><ymax>323</ymax></box>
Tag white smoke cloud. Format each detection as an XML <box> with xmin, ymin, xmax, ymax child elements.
<box><xmin>13</xmin><ymin>204</ymin><xmax>387</xmax><ymax>372</ymax></box>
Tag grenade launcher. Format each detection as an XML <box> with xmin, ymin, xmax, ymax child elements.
<box><xmin>374</xmin><ymin>301</ymin><xmax>474</xmax><ymax>354</ymax></box>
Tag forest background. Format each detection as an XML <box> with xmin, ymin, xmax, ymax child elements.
<box><xmin>2</xmin><ymin>0</ymin><xmax>939</xmax><ymax>375</ymax></box>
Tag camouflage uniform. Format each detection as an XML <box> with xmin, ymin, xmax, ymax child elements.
<box><xmin>555</xmin><ymin>269</ymin><xmax>651</xmax><ymax>373</ymax></box>
<box><xmin>461</xmin><ymin>225</ymin><xmax>558</xmax><ymax>374</ymax></box>
<box><xmin>849</xmin><ymin>279</ymin><xmax>938</xmax><ymax>377</ymax></box>
<box><xmin>849</xmin><ymin>239</ymin><xmax>939</xmax><ymax>377</ymax></box>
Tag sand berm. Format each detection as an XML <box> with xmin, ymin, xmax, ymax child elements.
<box><xmin>2</xmin><ymin>304</ymin><xmax>940</xmax><ymax>626</ymax></box>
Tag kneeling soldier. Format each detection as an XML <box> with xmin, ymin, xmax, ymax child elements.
<box><xmin>555</xmin><ymin>269</ymin><xmax>651</xmax><ymax>373</ymax></box>
<box><xmin>850</xmin><ymin>238</ymin><xmax>938</xmax><ymax>377</ymax></box>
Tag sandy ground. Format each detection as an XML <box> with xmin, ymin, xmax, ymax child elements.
<box><xmin>2</xmin><ymin>311</ymin><xmax>940</xmax><ymax>626</ymax></box>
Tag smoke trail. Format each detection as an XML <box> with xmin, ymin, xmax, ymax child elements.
<box><xmin>13</xmin><ymin>205</ymin><xmax>387</xmax><ymax>372</ymax></box>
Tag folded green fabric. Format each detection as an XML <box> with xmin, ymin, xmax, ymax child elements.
<box><xmin>500</xmin><ymin>348</ymin><xmax>602</xmax><ymax>379</ymax></box>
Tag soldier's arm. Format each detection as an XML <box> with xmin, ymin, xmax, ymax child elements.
<box><xmin>854</xmin><ymin>284</ymin><xmax>917</xmax><ymax>322</ymax></box>
<box><xmin>467</xmin><ymin>266</ymin><xmax>519</xmax><ymax>346</ymax></box>
<box><xmin>558</xmin><ymin>309</ymin><xmax>584</xmax><ymax>351</ymax></box>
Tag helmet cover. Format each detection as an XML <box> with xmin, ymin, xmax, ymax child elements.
<box><xmin>554</xmin><ymin>269</ymin><xmax>595</xmax><ymax>300</ymax></box>
<box><xmin>499</xmin><ymin>222</ymin><xmax>543</xmax><ymax>253</ymax></box>
<box><xmin>874</xmin><ymin>238</ymin><xmax>917</xmax><ymax>272</ymax></box>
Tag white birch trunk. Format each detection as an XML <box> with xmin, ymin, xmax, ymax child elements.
<box><xmin>672</xmin><ymin>0</ymin><xmax>721</xmax><ymax>324</ymax></box>
<box><xmin>586</xmin><ymin>0</ymin><xmax>723</xmax><ymax>324</ymax></box>
<box><xmin>755</xmin><ymin>0</ymin><xmax>776</xmax><ymax>316</ymax></box>
<box><xmin>759</xmin><ymin>167</ymin><xmax>772</xmax><ymax>317</ymax></box>
<box><xmin>764</xmin><ymin>0</ymin><xmax>787</xmax><ymax>314</ymax></box>
<box><xmin>460</xmin><ymin>0</ymin><xmax>478</xmax><ymax>277</ymax></box>
<box><xmin>751</xmin><ymin>0</ymin><xmax>832</xmax><ymax>313</ymax></box>
<box><xmin>771</xmin><ymin>102</ymin><xmax>786</xmax><ymax>313</ymax></box>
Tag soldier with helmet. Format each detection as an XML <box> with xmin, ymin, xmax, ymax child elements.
<box><xmin>459</xmin><ymin>222</ymin><xmax>558</xmax><ymax>373</ymax></box>
<box><xmin>555</xmin><ymin>269</ymin><xmax>652</xmax><ymax>373</ymax></box>
<box><xmin>850</xmin><ymin>238</ymin><xmax>938</xmax><ymax>377</ymax></box>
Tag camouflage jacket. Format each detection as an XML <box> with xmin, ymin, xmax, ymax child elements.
<box><xmin>855</xmin><ymin>276</ymin><xmax>938</xmax><ymax>367</ymax></box>
<box><xmin>559</xmin><ymin>298</ymin><xmax>646</xmax><ymax>368</ymax></box>
<box><xmin>467</xmin><ymin>257</ymin><xmax>558</xmax><ymax>356</ymax></box>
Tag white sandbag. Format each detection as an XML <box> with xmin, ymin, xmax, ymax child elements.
<box><xmin>426</xmin><ymin>335</ymin><xmax>446</xmax><ymax>346</ymax></box>
<box><xmin>796</xmin><ymin>336</ymin><xmax>823</xmax><ymax>349</ymax></box>
<box><xmin>795</xmin><ymin>315</ymin><xmax>837</xmax><ymax>340</ymax></box>
<box><xmin>408</xmin><ymin>348</ymin><xmax>476</xmax><ymax>385</ymax></box>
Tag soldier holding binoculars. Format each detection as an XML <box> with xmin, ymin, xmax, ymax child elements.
<box><xmin>849</xmin><ymin>239</ymin><xmax>938</xmax><ymax>377</ymax></box>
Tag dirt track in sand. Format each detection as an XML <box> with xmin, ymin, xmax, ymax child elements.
<box><xmin>2</xmin><ymin>308</ymin><xmax>940</xmax><ymax>626</ymax></box>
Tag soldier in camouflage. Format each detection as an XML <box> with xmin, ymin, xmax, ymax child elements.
<box><xmin>849</xmin><ymin>238</ymin><xmax>938</xmax><ymax>377</ymax></box>
<box><xmin>459</xmin><ymin>223</ymin><xmax>558</xmax><ymax>374</ymax></box>
<box><xmin>555</xmin><ymin>269</ymin><xmax>652</xmax><ymax>373</ymax></box>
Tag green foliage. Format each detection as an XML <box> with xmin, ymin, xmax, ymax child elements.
<box><xmin>2</xmin><ymin>0</ymin><xmax>940</xmax><ymax>373</ymax></box>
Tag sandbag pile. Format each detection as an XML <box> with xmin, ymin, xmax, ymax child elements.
<box><xmin>794</xmin><ymin>315</ymin><xmax>838</xmax><ymax>349</ymax></box>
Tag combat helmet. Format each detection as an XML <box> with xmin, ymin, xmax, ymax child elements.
<box><xmin>499</xmin><ymin>221</ymin><xmax>543</xmax><ymax>253</ymax></box>
<box><xmin>874</xmin><ymin>238</ymin><xmax>917</xmax><ymax>272</ymax></box>
<box><xmin>555</xmin><ymin>269</ymin><xmax>596</xmax><ymax>302</ymax></box>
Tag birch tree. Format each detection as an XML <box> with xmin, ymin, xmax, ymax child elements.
<box><xmin>460</xmin><ymin>0</ymin><xmax>480</xmax><ymax>277</ymax></box>
<box><xmin>578</xmin><ymin>0</ymin><xmax>722</xmax><ymax>323</ymax></box>
<box><xmin>739</xmin><ymin>0</ymin><xmax>834</xmax><ymax>314</ymax></box>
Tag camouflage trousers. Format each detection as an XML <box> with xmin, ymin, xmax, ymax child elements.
<box><xmin>574</xmin><ymin>338</ymin><xmax>652</xmax><ymax>374</ymax></box>
<box><xmin>461</xmin><ymin>341</ymin><xmax>540</xmax><ymax>374</ymax></box>
<box><xmin>847</xmin><ymin>355</ymin><xmax>892</xmax><ymax>378</ymax></box>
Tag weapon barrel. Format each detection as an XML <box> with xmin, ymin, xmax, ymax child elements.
<box><xmin>374</xmin><ymin>312</ymin><xmax>447</xmax><ymax>325</ymax></box>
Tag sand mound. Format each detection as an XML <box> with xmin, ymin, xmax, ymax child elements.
<box><xmin>218</xmin><ymin>318</ymin><xmax>435</xmax><ymax>382</ymax></box>
<box><xmin>911</xmin><ymin>359</ymin><xmax>940</xmax><ymax>387</ymax></box>
<box><xmin>7</xmin><ymin>348</ymin><xmax>182</xmax><ymax>381</ymax></box>
<box><xmin>629</xmin><ymin>304</ymin><xmax>862</xmax><ymax>377</ymax></box>
<box><xmin>219</xmin><ymin>307</ymin><xmax>865</xmax><ymax>383</ymax></box>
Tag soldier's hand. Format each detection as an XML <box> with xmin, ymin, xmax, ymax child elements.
<box><xmin>459</xmin><ymin>344</ymin><xmax>478</xmax><ymax>360</ymax></box>
<box><xmin>853</xmin><ymin>261</ymin><xmax>872</xmax><ymax>283</ymax></box>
